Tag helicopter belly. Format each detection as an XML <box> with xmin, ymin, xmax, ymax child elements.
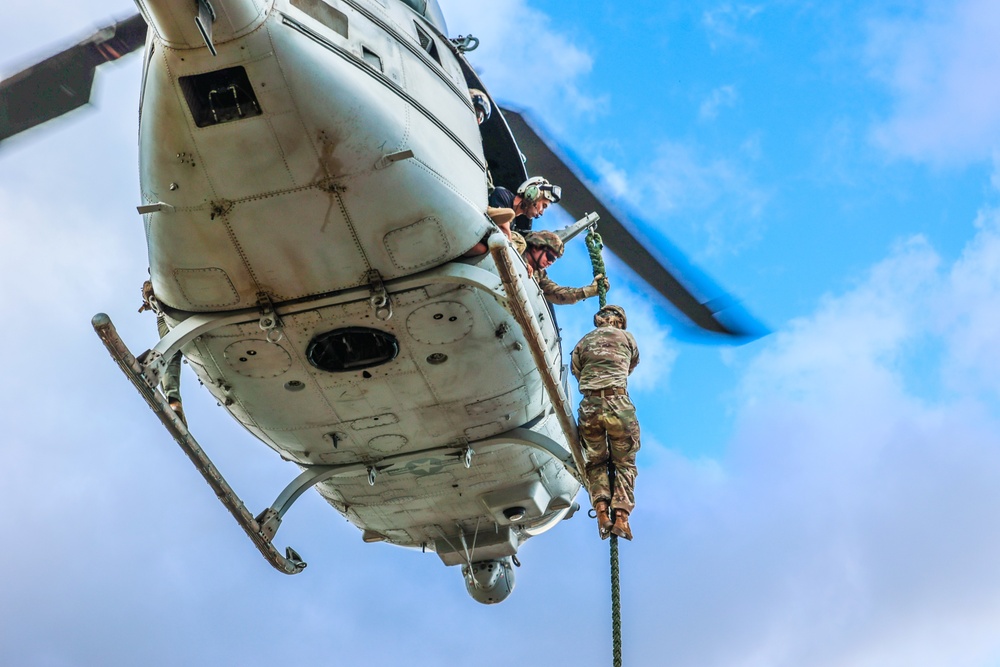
<box><xmin>183</xmin><ymin>274</ymin><xmax>551</xmax><ymax>458</ymax></box>
<box><xmin>140</xmin><ymin>2</ymin><xmax>489</xmax><ymax>311</ymax></box>
<box><xmin>179</xmin><ymin>259</ymin><xmax>580</xmax><ymax>552</ymax></box>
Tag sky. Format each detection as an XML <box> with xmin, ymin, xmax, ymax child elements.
<box><xmin>3</xmin><ymin>0</ymin><xmax>1000</xmax><ymax>665</ymax></box>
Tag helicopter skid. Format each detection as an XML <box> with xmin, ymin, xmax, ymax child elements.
<box><xmin>91</xmin><ymin>312</ymin><xmax>307</xmax><ymax>575</ymax></box>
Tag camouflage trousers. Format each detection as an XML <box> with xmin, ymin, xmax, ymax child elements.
<box><xmin>578</xmin><ymin>394</ymin><xmax>641</xmax><ymax>514</ymax></box>
<box><xmin>157</xmin><ymin>314</ymin><xmax>182</xmax><ymax>403</ymax></box>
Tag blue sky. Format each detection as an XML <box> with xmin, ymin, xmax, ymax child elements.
<box><xmin>3</xmin><ymin>1</ymin><xmax>1000</xmax><ymax>665</ymax></box>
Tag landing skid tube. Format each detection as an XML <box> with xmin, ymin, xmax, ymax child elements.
<box><xmin>92</xmin><ymin>313</ymin><xmax>307</xmax><ymax>575</ymax></box>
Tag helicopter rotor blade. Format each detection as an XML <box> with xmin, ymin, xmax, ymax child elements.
<box><xmin>0</xmin><ymin>13</ymin><xmax>147</xmax><ymax>143</ymax></box>
<box><xmin>500</xmin><ymin>106</ymin><xmax>761</xmax><ymax>339</ymax></box>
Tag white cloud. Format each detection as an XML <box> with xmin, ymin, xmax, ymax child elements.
<box><xmin>619</xmin><ymin>206</ymin><xmax>1000</xmax><ymax>666</ymax></box>
<box><xmin>585</xmin><ymin>135</ymin><xmax>768</xmax><ymax>261</ymax></box>
<box><xmin>702</xmin><ymin>3</ymin><xmax>765</xmax><ymax>50</ymax></box>
<box><xmin>867</xmin><ymin>0</ymin><xmax>1000</xmax><ymax>164</ymax></box>
<box><xmin>742</xmin><ymin>235</ymin><xmax>939</xmax><ymax>404</ymax></box>
<box><xmin>438</xmin><ymin>0</ymin><xmax>605</xmax><ymax>124</ymax></box>
<box><xmin>699</xmin><ymin>84</ymin><xmax>740</xmax><ymax>120</ymax></box>
<box><xmin>591</xmin><ymin>155</ymin><xmax>630</xmax><ymax>200</ymax></box>
<box><xmin>938</xmin><ymin>203</ymin><xmax>1000</xmax><ymax>398</ymax></box>
<box><xmin>631</xmin><ymin>140</ymin><xmax>770</xmax><ymax>257</ymax></box>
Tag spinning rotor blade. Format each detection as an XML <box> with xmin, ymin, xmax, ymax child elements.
<box><xmin>0</xmin><ymin>13</ymin><xmax>147</xmax><ymax>143</ymax></box>
<box><xmin>501</xmin><ymin>107</ymin><xmax>760</xmax><ymax>339</ymax></box>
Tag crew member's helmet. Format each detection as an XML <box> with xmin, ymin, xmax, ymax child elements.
<box><xmin>469</xmin><ymin>88</ymin><xmax>492</xmax><ymax>124</ymax></box>
<box><xmin>517</xmin><ymin>176</ymin><xmax>562</xmax><ymax>204</ymax></box>
<box><xmin>524</xmin><ymin>230</ymin><xmax>565</xmax><ymax>258</ymax></box>
<box><xmin>596</xmin><ymin>304</ymin><xmax>627</xmax><ymax>329</ymax></box>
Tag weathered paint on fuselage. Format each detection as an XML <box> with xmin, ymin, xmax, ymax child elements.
<box><xmin>135</xmin><ymin>0</ymin><xmax>580</xmax><ymax>561</ymax></box>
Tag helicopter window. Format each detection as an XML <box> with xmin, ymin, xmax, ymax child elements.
<box><xmin>289</xmin><ymin>0</ymin><xmax>349</xmax><ymax>38</ymax></box>
<box><xmin>362</xmin><ymin>46</ymin><xmax>383</xmax><ymax>72</ymax></box>
<box><xmin>307</xmin><ymin>327</ymin><xmax>400</xmax><ymax>373</ymax></box>
<box><xmin>401</xmin><ymin>0</ymin><xmax>428</xmax><ymax>16</ymax></box>
<box><xmin>413</xmin><ymin>22</ymin><xmax>441</xmax><ymax>66</ymax></box>
<box><xmin>179</xmin><ymin>66</ymin><xmax>263</xmax><ymax>128</ymax></box>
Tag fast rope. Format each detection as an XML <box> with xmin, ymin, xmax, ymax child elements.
<box><xmin>610</xmin><ymin>525</ymin><xmax>623</xmax><ymax>666</ymax></box>
<box><xmin>586</xmin><ymin>225</ymin><xmax>622</xmax><ymax>667</ymax></box>
<box><xmin>585</xmin><ymin>227</ymin><xmax>609</xmax><ymax>308</ymax></box>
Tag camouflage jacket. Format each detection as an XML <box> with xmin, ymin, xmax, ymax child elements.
<box><xmin>570</xmin><ymin>325</ymin><xmax>640</xmax><ymax>391</ymax></box>
<box><xmin>534</xmin><ymin>269</ymin><xmax>595</xmax><ymax>305</ymax></box>
<box><xmin>511</xmin><ymin>231</ymin><xmax>527</xmax><ymax>256</ymax></box>
<box><xmin>517</xmin><ymin>243</ymin><xmax>595</xmax><ymax>305</ymax></box>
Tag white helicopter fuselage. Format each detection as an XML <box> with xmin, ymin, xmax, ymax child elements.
<box><xmin>133</xmin><ymin>0</ymin><xmax>580</xmax><ymax>594</ymax></box>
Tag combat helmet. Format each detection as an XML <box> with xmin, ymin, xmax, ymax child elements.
<box><xmin>524</xmin><ymin>230</ymin><xmax>565</xmax><ymax>258</ymax></box>
<box><xmin>596</xmin><ymin>304</ymin><xmax>627</xmax><ymax>329</ymax></box>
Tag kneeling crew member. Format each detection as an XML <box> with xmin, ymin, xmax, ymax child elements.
<box><xmin>489</xmin><ymin>176</ymin><xmax>561</xmax><ymax>234</ymax></box>
<box><xmin>571</xmin><ymin>304</ymin><xmax>640</xmax><ymax>540</ymax></box>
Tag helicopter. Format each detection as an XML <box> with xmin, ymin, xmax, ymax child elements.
<box><xmin>0</xmin><ymin>0</ymin><xmax>755</xmax><ymax>604</ymax></box>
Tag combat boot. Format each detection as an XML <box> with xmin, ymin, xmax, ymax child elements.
<box><xmin>168</xmin><ymin>398</ymin><xmax>187</xmax><ymax>427</ymax></box>
<box><xmin>610</xmin><ymin>510</ymin><xmax>633</xmax><ymax>541</ymax></box>
<box><xmin>594</xmin><ymin>500</ymin><xmax>613</xmax><ymax>539</ymax></box>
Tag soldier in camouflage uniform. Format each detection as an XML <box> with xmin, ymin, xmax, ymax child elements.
<box><xmin>570</xmin><ymin>304</ymin><xmax>640</xmax><ymax>540</ymax></box>
<box><xmin>522</xmin><ymin>231</ymin><xmax>609</xmax><ymax>305</ymax></box>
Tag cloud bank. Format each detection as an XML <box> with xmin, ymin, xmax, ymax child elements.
<box><xmin>625</xmin><ymin>200</ymin><xmax>1000</xmax><ymax>666</ymax></box>
<box><xmin>439</xmin><ymin>0</ymin><xmax>604</xmax><ymax>123</ymax></box>
<box><xmin>868</xmin><ymin>0</ymin><xmax>1000</xmax><ymax>165</ymax></box>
